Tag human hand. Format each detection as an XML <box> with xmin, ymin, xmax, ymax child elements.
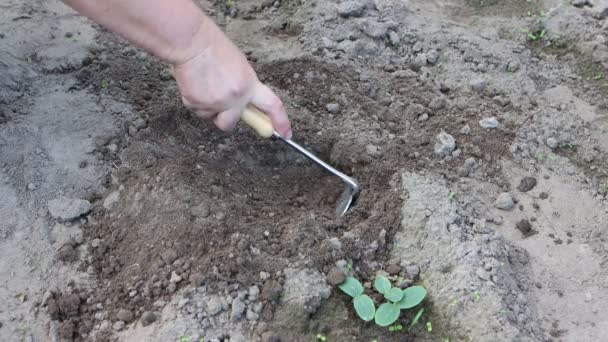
<box><xmin>171</xmin><ymin>18</ymin><xmax>291</xmax><ymax>138</ymax></box>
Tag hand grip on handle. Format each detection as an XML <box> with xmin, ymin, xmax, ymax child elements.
<box><xmin>241</xmin><ymin>105</ymin><xmax>275</xmax><ymax>139</ymax></box>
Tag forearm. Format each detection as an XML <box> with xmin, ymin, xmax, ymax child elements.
<box><xmin>63</xmin><ymin>0</ymin><xmax>212</xmax><ymax>65</ymax></box>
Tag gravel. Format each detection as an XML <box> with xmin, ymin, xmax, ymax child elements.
<box><xmin>434</xmin><ymin>132</ymin><xmax>456</xmax><ymax>156</ymax></box>
<box><xmin>326</xmin><ymin>267</ymin><xmax>346</xmax><ymax>286</ymax></box>
<box><xmin>160</xmin><ymin>248</ymin><xmax>178</xmax><ymax>264</ymax></box>
<box><xmin>140</xmin><ymin>311</ymin><xmax>157</xmax><ymax>326</ymax></box>
<box><xmin>47</xmin><ymin>197</ymin><xmax>91</xmax><ymax>222</ymax></box>
<box><xmin>427</xmin><ymin>49</ymin><xmax>440</xmax><ymax>65</ymax></box>
<box><xmin>479</xmin><ymin>117</ymin><xmax>499</xmax><ymax>129</ymax></box>
<box><xmin>116</xmin><ymin>309</ymin><xmax>134</xmax><ymax>323</ymax></box>
<box><xmin>207</xmin><ymin>297</ymin><xmax>223</xmax><ymax>316</ymax></box>
<box><xmin>495</xmin><ymin>192</ymin><xmax>515</xmax><ymax>210</ymax></box>
<box><xmin>337</xmin><ymin>1</ymin><xmax>366</xmax><ymax>17</ymax></box>
<box><xmin>326</xmin><ymin>103</ymin><xmax>340</xmax><ymax>113</ymax></box>
<box><xmin>517</xmin><ymin>177</ymin><xmax>537</xmax><ymax>192</ymax></box>
<box><xmin>460</xmin><ymin>125</ymin><xmax>471</xmax><ymax>135</ymax></box>
<box><xmin>546</xmin><ymin>137</ymin><xmax>559</xmax><ymax>149</ymax></box>
<box><xmin>112</xmin><ymin>321</ymin><xmax>126</xmax><ymax>331</ymax></box>
<box><xmin>230</xmin><ymin>298</ymin><xmax>246</xmax><ymax>321</ymax></box>
<box><xmin>470</xmin><ymin>78</ymin><xmax>487</xmax><ymax>92</ymax></box>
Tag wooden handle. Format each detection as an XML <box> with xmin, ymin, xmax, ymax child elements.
<box><xmin>241</xmin><ymin>105</ymin><xmax>274</xmax><ymax>138</ymax></box>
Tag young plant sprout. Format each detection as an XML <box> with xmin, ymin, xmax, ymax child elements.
<box><xmin>337</xmin><ymin>275</ymin><xmax>427</xmax><ymax>328</ymax></box>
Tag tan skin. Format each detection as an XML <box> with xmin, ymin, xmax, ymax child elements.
<box><xmin>63</xmin><ymin>0</ymin><xmax>292</xmax><ymax>138</ymax></box>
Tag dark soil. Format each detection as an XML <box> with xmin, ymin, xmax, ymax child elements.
<box><xmin>54</xmin><ymin>24</ymin><xmax>518</xmax><ymax>340</ymax></box>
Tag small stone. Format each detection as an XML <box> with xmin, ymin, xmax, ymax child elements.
<box><xmin>405</xmin><ymin>265</ymin><xmax>420</xmax><ymax>279</ymax></box>
<box><xmin>470</xmin><ymin>78</ymin><xmax>487</xmax><ymax>93</ymax></box>
<box><xmin>434</xmin><ymin>132</ymin><xmax>456</xmax><ymax>156</ymax></box>
<box><xmin>386</xmin><ymin>264</ymin><xmax>401</xmax><ymax>275</ymax></box>
<box><xmin>177</xmin><ymin>298</ymin><xmax>190</xmax><ymax>309</ymax></box>
<box><xmin>388</xmin><ymin>31</ymin><xmax>400</xmax><ymax>45</ymax></box>
<box><xmin>170</xmin><ymin>271</ymin><xmax>182</xmax><ymax>283</ymax></box>
<box><xmin>134</xmin><ymin>118</ymin><xmax>147</xmax><ymax>130</ymax></box>
<box><xmin>47</xmin><ymin>197</ymin><xmax>91</xmax><ymax>222</ymax></box>
<box><xmin>91</xmin><ymin>238</ymin><xmax>101</xmax><ymax>248</ymax></box>
<box><xmin>479</xmin><ymin>117</ymin><xmax>499</xmax><ymax>129</ymax></box>
<box><xmin>460</xmin><ymin>125</ymin><xmax>471</xmax><ymax>135</ymax></box>
<box><xmin>78</xmin><ymin>160</ymin><xmax>87</xmax><ymax>168</ymax></box>
<box><xmin>418</xmin><ymin>113</ymin><xmax>429</xmax><ymax>122</ymax></box>
<box><xmin>27</xmin><ymin>183</ymin><xmax>36</xmax><ymax>190</ymax></box>
<box><xmin>507</xmin><ymin>60</ymin><xmax>520</xmax><ymax>72</ymax></box>
<box><xmin>359</xmin><ymin>20</ymin><xmax>389</xmax><ymax>39</ymax></box>
<box><xmin>428</xmin><ymin>97</ymin><xmax>447</xmax><ymax>111</ymax></box>
<box><xmin>326</xmin><ymin>267</ymin><xmax>346</xmax><ymax>286</ymax></box>
<box><xmin>572</xmin><ymin>0</ymin><xmax>590</xmax><ymax>7</ymax></box>
<box><xmin>337</xmin><ymin>1</ymin><xmax>366</xmax><ymax>17</ymax></box>
<box><xmin>190</xmin><ymin>203</ymin><xmax>210</xmax><ymax>218</ymax></box>
<box><xmin>112</xmin><ymin>321</ymin><xmax>125</xmax><ymax>331</ymax></box>
<box><xmin>493</xmin><ymin>216</ymin><xmax>503</xmax><ymax>225</ymax></box>
<box><xmin>539</xmin><ymin>192</ymin><xmax>549</xmax><ymax>200</ymax></box>
<box><xmin>189</xmin><ymin>272</ymin><xmax>205</xmax><ymax>287</ymax></box>
<box><xmin>411</xmin><ymin>53</ymin><xmax>428</xmax><ymax>70</ymax></box>
<box><xmin>116</xmin><ymin>309</ymin><xmax>133</xmax><ymax>323</ymax></box>
<box><xmin>517</xmin><ymin>177</ymin><xmax>537</xmax><ymax>193</ymax></box>
<box><xmin>495</xmin><ymin>192</ymin><xmax>515</xmax><ymax>210</ymax></box>
<box><xmin>248</xmin><ymin>286</ymin><xmax>260</xmax><ymax>301</ymax></box>
<box><xmin>231</xmin><ymin>298</ymin><xmax>247</xmax><ymax>321</ymax></box>
<box><xmin>160</xmin><ymin>249</ymin><xmax>178</xmax><ymax>264</ymax></box>
<box><xmin>326</xmin><ymin>103</ymin><xmax>340</xmax><ymax>113</ymax></box>
<box><xmin>246</xmin><ymin>309</ymin><xmax>259</xmax><ymax>321</ymax></box>
<box><xmin>365</xmin><ymin>144</ymin><xmax>382</xmax><ymax>157</ymax></box>
<box><xmin>516</xmin><ymin>219</ymin><xmax>532</xmax><ymax>235</ymax></box>
<box><xmin>426</xmin><ymin>49</ymin><xmax>440</xmax><ymax>65</ymax></box>
<box><xmin>140</xmin><ymin>311</ymin><xmax>157</xmax><ymax>326</ymax></box>
<box><xmin>546</xmin><ymin>137</ymin><xmax>558</xmax><ymax>149</ymax></box>
<box><xmin>260</xmin><ymin>272</ymin><xmax>270</xmax><ymax>281</ymax></box>
<box><xmin>207</xmin><ymin>297</ymin><xmax>223</xmax><ymax>315</ymax></box>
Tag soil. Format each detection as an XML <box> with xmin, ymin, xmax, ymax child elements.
<box><xmin>2</xmin><ymin>0</ymin><xmax>608</xmax><ymax>341</ymax></box>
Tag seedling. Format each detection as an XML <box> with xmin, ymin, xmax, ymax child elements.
<box><xmin>316</xmin><ymin>333</ymin><xmax>327</xmax><ymax>341</ymax></box>
<box><xmin>338</xmin><ymin>275</ymin><xmax>427</xmax><ymax>328</ymax></box>
<box><xmin>473</xmin><ymin>290</ymin><xmax>480</xmax><ymax>301</ymax></box>
<box><xmin>426</xmin><ymin>321</ymin><xmax>433</xmax><ymax>332</ymax></box>
<box><xmin>448</xmin><ymin>191</ymin><xmax>456</xmax><ymax>200</ymax></box>
<box><xmin>101</xmin><ymin>81</ymin><xmax>109</xmax><ymax>89</ymax></box>
<box><xmin>408</xmin><ymin>308</ymin><xmax>424</xmax><ymax>331</ymax></box>
<box><xmin>388</xmin><ymin>323</ymin><xmax>403</xmax><ymax>332</ymax></box>
<box><xmin>178</xmin><ymin>337</ymin><xmax>190</xmax><ymax>342</ymax></box>
<box><xmin>594</xmin><ymin>74</ymin><xmax>604</xmax><ymax>80</ymax></box>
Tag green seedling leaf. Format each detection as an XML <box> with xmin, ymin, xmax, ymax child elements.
<box><xmin>338</xmin><ymin>277</ymin><xmax>364</xmax><ymax>298</ymax></box>
<box><xmin>374</xmin><ymin>303</ymin><xmax>400</xmax><ymax>327</ymax></box>
<box><xmin>385</xmin><ymin>288</ymin><xmax>404</xmax><ymax>303</ymax></box>
<box><xmin>427</xmin><ymin>321</ymin><xmax>433</xmax><ymax>332</ymax></box>
<box><xmin>399</xmin><ymin>286</ymin><xmax>427</xmax><ymax>309</ymax></box>
<box><xmin>527</xmin><ymin>33</ymin><xmax>537</xmax><ymax>41</ymax></box>
<box><xmin>354</xmin><ymin>294</ymin><xmax>375</xmax><ymax>321</ymax></box>
<box><xmin>374</xmin><ymin>275</ymin><xmax>391</xmax><ymax>294</ymax></box>
<box><xmin>540</xmin><ymin>30</ymin><xmax>546</xmax><ymax>38</ymax></box>
<box><xmin>408</xmin><ymin>308</ymin><xmax>425</xmax><ymax>331</ymax></box>
<box><xmin>540</xmin><ymin>10</ymin><xmax>545</xmax><ymax>17</ymax></box>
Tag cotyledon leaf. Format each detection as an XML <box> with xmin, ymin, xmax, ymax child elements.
<box><xmin>338</xmin><ymin>277</ymin><xmax>364</xmax><ymax>298</ymax></box>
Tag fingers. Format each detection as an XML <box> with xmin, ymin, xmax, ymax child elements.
<box><xmin>213</xmin><ymin>105</ymin><xmax>243</xmax><ymax>131</ymax></box>
<box><xmin>250</xmin><ymin>82</ymin><xmax>292</xmax><ymax>139</ymax></box>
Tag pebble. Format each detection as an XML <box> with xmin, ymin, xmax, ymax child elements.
<box><xmin>479</xmin><ymin>117</ymin><xmax>499</xmax><ymax>129</ymax></box>
<box><xmin>112</xmin><ymin>321</ymin><xmax>125</xmax><ymax>331</ymax></box>
<box><xmin>47</xmin><ymin>197</ymin><xmax>91</xmax><ymax>222</ymax></box>
<box><xmin>507</xmin><ymin>60</ymin><xmax>520</xmax><ymax>72</ymax></box>
<box><xmin>337</xmin><ymin>1</ymin><xmax>366</xmax><ymax>17</ymax></box>
<box><xmin>546</xmin><ymin>137</ymin><xmax>559</xmax><ymax>149</ymax></box>
<box><xmin>326</xmin><ymin>267</ymin><xmax>346</xmax><ymax>286</ymax></box>
<box><xmin>572</xmin><ymin>0</ymin><xmax>590</xmax><ymax>7</ymax></box>
<box><xmin>386</xmin><ymin>264</ymin><xmax>401</xmax><ymax>275</ymax></box>
<box><xmin>140</xmin><ymin>311</ymin><xmax>157</xmax><ymax>326</ymax></box>
<box><xmin>260</xmin><ymin>272</ymin><xmax>270</xmax><ymax>281</ymax></box>
<box><xmin>539</xmin><ymin>192</ymin><xmax>549</xmax><ymax>200</ymax></box>
<box><xmin>426</xmin><ymin>49</ymin><xmax>440</xmax><ymax>65</ymax></box>
<box><xmin>517</xmin><ymin>177</ymin><xmax>537</xmax><ymax>193</ymax></box>
<box><xmin>246</xmin><ymin>309</ymin><xmax>259</xmax><ymax>321</ymax></box>
<box><xmin>177</xmin><ymin>298</ymin><xmax>190</xmax><ymax>309</ymax></box>
<box><xmin>248</xmin><ymin>286</ymin><xmax>260</xmax><ymax>301</ymax></box>
<box><xmin>428</xmin><ymin>96</ymin><xmax>447</xmax><ymax>111</ymax></box>
<box><xmin>189</xmin><ymin>272</ymin><xmax>205</xmax><ymax>287</ymax></box>
<box><xmin>470</xmin><ymin>78</ymin><xmax>487</xmax><ymax>93</ymax></box>
<box><xmin>116</xmin><ymin>309</ymin><xmax>134</xmax><ymax>323</ymax></box>
<box><xmin>516</xmin><ymin>219</ymin><xmax>532</xmax><ymax>234</ymax></box>
<box><xmin>230</xmin><ymin>298</ymin><xmax>247</xmax><ymax>321</ymax></box>
<box><xmin>78</xmin><ymin>160</ymin><xmax>87</xmax><ymax>168</ymax></box>
<box><xmin>326</xmin><ymin>103</ymin><xmax>340</xmax><ymax>113</ymax></box>
<box><xmin>365</xmin><ymin>144</ymin><xmax>382</xmax><ymax>157</ymax></box>
<box><xmin>405</xmin><ymin>265</ymin><xmax>420</xmax><ymax>279</ymax></box>
<box><xmin>434</xmin><ymin>132</ymin><xmax>456</xmax><ymax>156</ymax></box>
<box><xmin>359</xmin><ymin>20</ymin><xmax>389</xmax><ymax>39</ymax></box>
<box><xmin>418</xmin><ymin>113</ymin><xmax>429</xmax><ymax>122</ymax></box>
<box><xmin>170</xmin><ymin>272</ymin><xmax>182</xmax><ymax>283</ymax></box>
<box><xmin>411</xmin><ymin>53</ymin><xmax>428</xmax><ymax>70</ymax></box>
<box><xmin>388</xmin><ymin>31</ymin><xmax>400</xmax><ymax>45</ymax></box>
<box><xmin>495</xmin><ymin>192</ymin><xmax>515</xmax><ymax>210</ymax></box>
<box><xmin>460</xmin><ymin>125</ymin><xmax>471</xmax><ymax>135</ymax></box>
<box><xmin>207</xmin><ymin>297</ymin><xmax>223</xmax><ymax>316</ymax></box>
<box><xmin>160</xmin><ymin>249</ymin><xmax>178</xmax><ymax>264</ymax></box>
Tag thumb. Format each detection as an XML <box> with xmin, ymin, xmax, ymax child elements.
<box><xmin>249</xmin><ymin>82</ymin><xmax>292</xmax><ymax>139</ymax></box>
